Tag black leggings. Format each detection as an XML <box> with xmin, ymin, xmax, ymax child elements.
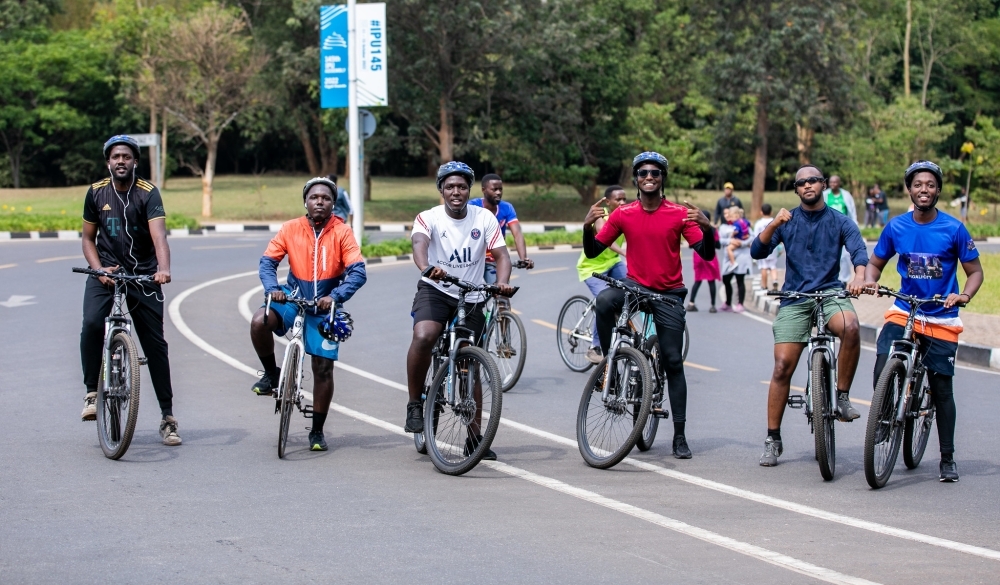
<box><xmin>689</xmin><ymin>280</ymin><xmax>716</xmax><ymax>306</ymax></box>
<box><xmin>722</xmin><ymin>273</ymin><xmax>746</xmax><ymax>306</ymax></box>
<box><xmin>873</xmin><ymin>354</ymin><xmax>956</xmax><ymax>455</ymax></box>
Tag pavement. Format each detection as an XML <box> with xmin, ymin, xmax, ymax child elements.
<box><xmin>2</xmin><ymin>236</ymin><xmax>1000</xmax><ymax>584</ymax></box>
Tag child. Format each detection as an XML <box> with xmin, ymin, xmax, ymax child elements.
<box><xmin>752</xmin><ymin>203</ymin><xmax>780</xmax><ymax>290</ymax></box>
<box><xmin>727</xmin><ymin>207</ymin><xmax>751</xmax><ymax>265</ymax></box>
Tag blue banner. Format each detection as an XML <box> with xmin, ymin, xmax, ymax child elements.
<box><xmin>319</xmin><ymin>5</ymin><xmax>348</xmax><ymax>108</ymax></box>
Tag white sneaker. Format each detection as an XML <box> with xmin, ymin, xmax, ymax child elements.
<box><xmin>81</xmin><ymin>392</ymin><xmax>97</xmax><ymax>421</ymax></box>
<box><xmin>159</xmin><ymin>416</ymin><xmax>182</xmax><ymax>446</ymax></box>
<box><xmin>585</xmin><ymin>347</ymin><xmax>603</xmax><ymax>364</ymax></box>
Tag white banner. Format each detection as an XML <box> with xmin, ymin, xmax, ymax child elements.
<box><xmin>355</xmin><ymin>2</ymin><xmax>388</xmax><ymax>107</ymax></box>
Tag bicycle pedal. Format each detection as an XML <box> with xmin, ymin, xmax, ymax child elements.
<box><xmin>138</xmin><ymin>357</ymin><xmax>148</xmax><ymax>366</ymax></box>
<box><xmin>787</xmin><ymin>395</ymin><xmax>806</xmax><ymax>409</ymax></box>
<box><xmin>651</xmin><ymin>408</ymin><xmax>670</xmax><ymax>419</ymax></box>
<box><xmin>302</xmin><ymin>405</ymin><xmax>314</xmax><ymax>418</ymax></box>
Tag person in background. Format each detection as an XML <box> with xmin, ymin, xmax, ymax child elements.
<box><xmin>718</xmin><ymin>206</ymin><xmax>752</xmax><ymax>312</ymax></box>
<box><xmin>687</xmin><ymin>209</ymin><xmax>720</xmax><ymax>313</ymax></box>
<box><xmin>873</xmin><ymin>183</ymin><xmax>889</xmax><ymax>227</ymax></box>
<box><xmin>958</xmin><ymin>187</ymin><xmax>969</xmax><ymax>223</ymax></box>
<box><xmin>823</xmin><ymin>175</ymin><xmax>858</xmax><ymax>284</ymax></box>
<box><xmin>864</xmin><ymin>187</ymin><xmax>878</xmax><ymax>228</ymax></box>
<box><xmin>713</xmin><ymin>182</ymin><xmax>743</xmax><ymax>225</ymax></box>
<box><xmin>726</xmin><ymin>206</ymin><xmax>751</xmax><ymax>265</ymax></box>
<box><xmin>326</xmin><ymin>173</ymin><xmax>353</xmax><ymax>223</ymax></box>
<box><xmin>753</xmin><ymin>203</ymin><xmax>780</xmax><ymax>291</ymax></box>
<box><xmin>576</xmin><ymin>185</ymin><xmax>628</xmax><ymax>362</ymax></box>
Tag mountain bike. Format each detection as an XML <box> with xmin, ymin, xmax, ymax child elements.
<box><xmin>416</xmin><ymin>267</ymin><xmax>517</xmax><ymax>475</ymax></box>
<box><xmin>73</xmin><ymin>267</ymin><xmax>152</xmax><ymax>460</ymax></box>
<box><xmin>481</xmin><ymin>259</ymin><xmax>529</xmax><ymax>392</ymax></box>
<box><xmin>767</xmin><ymin>289</ymin><xmax>856</xmax><ymax>481</ymax></box>
<box><xmin>558</xmin><ymin>295</ymin><xmax>688</xmax><ymax>374</ymax></box>
<box><xmin>863</xmin><ymin>287</ymin><xmax>963</xmax><ymax>489</ymax></box>
<box><xmin>577</xmin><ymin>274</ymin><xmax>686</xmax><ymax>469</ymax></box>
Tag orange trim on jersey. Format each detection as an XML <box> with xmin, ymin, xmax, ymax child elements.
<box><xmin>884</xmin><ymin>310</ymin><xmax>962</xmax><ymax>343</ymax></box>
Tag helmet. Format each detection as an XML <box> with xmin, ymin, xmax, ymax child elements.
<box><xmin>631</xmin><ymin>151</ymin><xmax>669</xmax><ymax>175</ymax></box>
<box><xmin>318</xmin><ymin>309</ymin><xmax>354</xmax><ymax>342</ymax></box>
<box><xmin>103</xmin><ymin>135</ymin><xmax>141</xmax><ymax>160</ymax></box>
<box><xmin>436</xmin><ymin>161</ymin><xmax>475</xmax><ymax>190</ymax></box>
<box><xmin>302</xmin><ymin>177</ymin><xmax>338</xmax><ymax>200</ymax></box>
<box><xmin>904</xmin><ymin>160</ymin><xmax>943</xmax><ymax>190</ymax></box>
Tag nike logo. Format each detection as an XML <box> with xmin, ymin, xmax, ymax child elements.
<box><xmin>321</xmin><ymin>339</ymin><xmax>339</xmax><ymax>351</ymax></box>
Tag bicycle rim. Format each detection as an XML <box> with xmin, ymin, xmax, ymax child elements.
<box><xmin>903</xmin><ymin>370</ymin><xmax>934</xmax><ymax>470</ymax></box>
<box><xmin>811</xmin><ymin>352</ymin><xmax>836</xmax><ymax>481</ymax></box>
<box><xmin>864</xmin><ymin>358</ymin><xmax>906</xmax><ymax>488</ymax></box>
<box><xmin>487</xmin><ymin>311</ymin><xmax>527</xmax><ymax>392</ymax></box>
<box><xmin>97</xmin><ymin>333</ymin><xmax>140</xmax><ymax>460</ymax></box>
<box><xmin>635</xmin><ymin>336</ymin><xmax>662</xmax><ymax>452</ymax></box>
<box><xmin>557</xmin><ymin>296</ymin><xmax>595</xmax><ymax>372</ymax></box>
<box><xmin>576</xmin><ymin>346</ymin><xmax>652</xmax><ymax>469</ymax></box>
<box><xmin>425</xmin><ymin>347</ymin><xmax>502</xmax><ymax>475</ymax></box>
<box><xmin>277</xmin><ymin>344</ymin><xmax>300</xmax><ymax>459</ymax></box>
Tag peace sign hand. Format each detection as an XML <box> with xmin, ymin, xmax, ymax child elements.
<box><xmin>584</xmin><ymin>200</ymin><xmax>606</xmax><ymax>229</ymax></box>
<box><xmin>683</xmin><ymin>201</ymin><xmax>710</xmax><ymax>229</ymax></box>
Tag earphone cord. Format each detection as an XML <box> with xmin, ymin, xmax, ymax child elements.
<box><xmin>110</xmin><ymin>164</ymin><xmax>164</xmax><ymax>303</ymax></box>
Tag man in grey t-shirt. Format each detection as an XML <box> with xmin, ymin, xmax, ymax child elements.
<box><xmin>326</xmin><ymin>174</ymin><xmax>352</xmax><ymax>222</ymax></box>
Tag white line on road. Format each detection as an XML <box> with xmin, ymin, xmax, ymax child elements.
<box><xmin>35</xmin><ymin>255</ymin><xmax>82</xmax><ymax>263</ymax></box>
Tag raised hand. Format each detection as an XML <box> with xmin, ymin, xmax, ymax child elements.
<box><xmin>683</xmin><ymin>201</ymin><xmax>710</xmax><ymax>228</ymax></box>
<box><xmin>774</xmin><ymin>208</ymin><xmax>793</xmax><ymax>226</ymax></box>
<box><xmin>584</xmin><ymin>200</ymin><xmax>606</xmax><ymax>229</ymax></box>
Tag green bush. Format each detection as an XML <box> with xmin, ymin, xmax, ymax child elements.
<box><xmin>361</xmin><ymin>237</ymin><xmax>412</xmax><ymax>258</ymax></box>
<box><xmin>0</xmin><ymin>212</ymin><xmax>199</xmax><ymax>232</ymax></box>
<box><xmin>513</xmin><ymin>230</ymin><xmax>582</xmax><ymax>247</ymax></box>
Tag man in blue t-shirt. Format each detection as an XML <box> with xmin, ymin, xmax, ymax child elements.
<box><xmin>469</xmin><ymin>173</ymin><xmax>534</xmax><ymax>280</ymax></box>
<box><xmin>864</xmin><ymin>160</ymin><xmax>984</xmax><ymax>483</ymax></box>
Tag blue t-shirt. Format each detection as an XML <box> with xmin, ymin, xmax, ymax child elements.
<box><xmin>873</xmin><ymin>211</ymin><xmax>979</xmax><ymax>318</ymax></box>
<box><xmin>469</xmin><ymin>198</ymin><xmax>518</xmax><ymax>237</ymax></box>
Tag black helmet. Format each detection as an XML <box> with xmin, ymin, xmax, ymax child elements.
<box><xmin>103</xmin><ymin>135</ymin><xmax>141</xmax><ymax>160</ymax></box>
<box><xmin>302</xmin><ymin>177</ymin><xmax>338</xmax><ymax>201</ymax></box>
<box><xmin>904</xmin><ymin>160</ymin><xmax>943</xmax><ymax>191</ymax></box>
<box><xmin>318</xmin><ymin>309</ymin><xmax>354</xmax><ymax>342</ymax></box>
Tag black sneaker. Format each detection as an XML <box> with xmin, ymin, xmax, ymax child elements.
<box><xmin>309</xmin><ymin>431</ymin><xmax>328</xmax><ymax>451</ymax></box>
<box><xmin>672</xmin><ymin>435</ymin><xmax>692</xmax><ymax>459</ymax></box>
<box><xmin>939</xmin><ymin>456</ymin><xmax>959</xmax><ymax>482</ymax></box>
<box><xmin>404</xmin><ymin>401</ymin><xmax>424</xmax><ymax>433</ymax></box>
<box><xmin>464</xmin><ymin>435</ymin><xmax>497</xmax><ymax>461</ymax></box>
<box><xmin>252</xmin><ymin>368</ymin><xmax>280</xmax><ymax>396</ymax></box>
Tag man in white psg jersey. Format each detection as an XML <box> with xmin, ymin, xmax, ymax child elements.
<box><xmin>404</xmin><ymin>162</ymin><xmax>516</xmax><ymax>450</ymax></box>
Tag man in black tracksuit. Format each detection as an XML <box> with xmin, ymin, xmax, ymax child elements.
<box><xmin>79</xmin><ymin>135</ymin><xmax>180</xmax><ymax>446</ymax></box>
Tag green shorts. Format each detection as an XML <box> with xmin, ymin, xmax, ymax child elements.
<box><xmin>772</xmin><ymin>291</ymin><xmax>856</xmax><ymax>344</ymax></box>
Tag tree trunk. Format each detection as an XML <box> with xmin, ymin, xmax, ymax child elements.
<box><xmin>312</xmin><ymin>111</ymin><xmax>336</xmax><ymax>175</ymax></box>
<box><xmin>438</xmin><ymin>96</ymin><xmax>453</xmax><ymax>162</ymax></box>
<box><xmin>149</xmin><ymin>105</ymin><xmax>158</xmax><ymax>185</ymax></box>
<box><xmin>795</xmin><ymin>122</ymin><xmax>814</xmax><ymax>165</ymax></box>
<box><xmin>295</xmin><ymin>114</ymin><xmax>321</xmax><ymax>176</ymax></box>
<box><xmin>160</xmin><ymin>108</ymin><xmax>168</xmax><ymax>189</ymax></box>
<box><xmin>904</xmin><ymin>0</ymin><xmax>912</xmax><ymax>98</ymax></box>
<box><xmin>201</xmin><ymin>137</ymin><xmax>217</xmax><ymax>217</ymax></box>
<box><xmin>426</xmin><ymin>152</ymin><xmax>437</xmax><ymax>178</ymax></box>
<box><xmin>751</xmin><ymin>99</ymin><xmax>769</xmax><ymax>221</ymax></box>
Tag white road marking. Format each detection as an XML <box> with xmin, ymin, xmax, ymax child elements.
<box><xmin>173</xmin><ymin>277</ymin><xmax>882</xmax><ymax>585</ymax></box>
<box><xmin>191</xmin><ymin>244</ymin><xmax>256</xmax><ymax>250</ymax></box>
<box><xmin>232</xmin><ymin>273</ymin><xmax>1000</xmax><ymax>563</ymax></box>
<box><xmin>527</xmin><ymin>267</ymin><xmax>568</xmax><ymax>275</ymax></box>
<box><xmin>0</xmin><ymin>263</ymin><xmax>16</xmax><ymax>269</ymax></box>
<box><xmin>35</xmin><ymin>255</ymin><xmax>82</xmax><ymax>263</ymax></box>
<box><xmin>0</xmin><ymin>295</ymin><xmax>36</xmax><ymax>307</ymax></box>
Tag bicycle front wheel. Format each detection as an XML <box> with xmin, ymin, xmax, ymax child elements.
<box><xmin>425</xmin><ymin>346</ymin><xmax>503</xmax><ymax>476</ymax></box>
<box><xmin>865</xmin><ymin>358</ymin><xmax>907</xmax><ymax>487</ymax></box>
<box><xmin>277</xmin><ymin>343</ymin><xmax>301</xmax><ymax>459</ymax></box>
<box><xmin>486</xmin><ymin>310</ymin><xmax>527</xmax><ymax>392</ymax></box>
<box><xmin>903</xmin><ymin>369</ymin><xmax>934</xmax><ymax>469</ymax></box>
<box><xmin>811</xmin><ymin>351</ymin><xmax>836</xmax><ymax>481</ymax></box>
<box><xmin>577</xmin><ymin>346</ymin><xmax>652</xmax><ymax>469</ymax></box>
<box><xmin>96</xmin><ymin>332</ymin><xmax>141</xmax><ymax>460</ymax></box>
<box><xmin>557</xmin><ymin>296</ymin><xmax>596</xmax><ymax>372</ymax></box>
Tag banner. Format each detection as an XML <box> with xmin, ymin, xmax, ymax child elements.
<box><xmin>320</xmin><ymin>3</ymin><xmax>388</xmax><ymax>109</ymax></box>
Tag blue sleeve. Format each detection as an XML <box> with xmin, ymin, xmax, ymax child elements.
<box><xmin>331</xmin><ymin>261</ymin><xmax>367</xmax><ymax>303</ymax></box>
<box><xmin>504</xmin><ymin>201</ymin><xmax>518</xmax><ymax>222</ymax></box>
<box><xmin>841</xmin><ymin>217</ymin><xmax>868</xmax><ymax>267</ymax></box>
<box><xmin>955</xmin><ymin>223</ymin><xmax>980</xmax><ymax>263</ymax></box>
<box><xmin>468</xmin><ymin>198</ymin><xmax>483</xmax><ymax>208</ymax></box>
<box><xmin>259</xmin><ymin>256</ymin><xmax>282</xmax><ymax>293</ymax></box>
<box><xmin>750</xmin><ymin>225</ymin><xmax>780</xmax><ymax>259</ymax></box>
<box><xmin>872</xmin><ymin>222</ymin><xmax>895</xmax><ymax>261</ymax></box>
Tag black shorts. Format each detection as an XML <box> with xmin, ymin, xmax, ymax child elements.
<box><xmin>411</xmin><ymin>281</ymin><xmax>487</xmax><ymax>343</ymax></box>
<box><xmin>877</xmin><ymin>322</ymin><xmax>958</xmax><ymax>377</ymax></box>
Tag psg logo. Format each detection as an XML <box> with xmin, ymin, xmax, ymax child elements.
<box><xmin>470</xmin><ymin>228</ymin><xmax>481</xmax><ymax>240</ymax></box>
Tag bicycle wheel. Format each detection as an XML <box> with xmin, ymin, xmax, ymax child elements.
<box><xmin>96</xmin><ymin>332</ymin><xmax>141</xmax><ymax>460</ymax></box>
<box><xmin>277</xmin><ymin>343</ymin><xmax>301</xmax><ymax>459</ymax></box>
<box><xmin>681</xmin><ymin>323</ymin><xmax>690</xmax><ymax>362</ymax></box>
<box><xmin>425</xmin><ymin>346</ymin><xmax>503</xmax><ymax>475</ymax></box>
<box><xmin>903</xmin><ymin>369</ymin><xmax>935</xmax><ymax>469</ymax></box>
<box><xmin>414</xmin><ymin>359</ymin><xmax>445</xmax><ymax>455</ymax></box>
<box><xmin>557</xmin><ymin>296</ymin><xmax>596</xmax><ymax>372</ymax></box>
<box><xmin>811</xmin><ymin>351</ymin><xmax>836</xmax><ymax>481</ymax></box>
<box><xmin>577</xmin><ymin>346</ymin><xmax>652</xmax><ymax>469</ymax></box>
<box><xmin>864</xmin><ymin>358</ymin><xmax>907</xmax><ymax>488</ymax></box>
<box><xmin>485</xmin><ymin>310</ymin><xmax>527</xmax><ymax>392</ymax></box>
<box><xmin>635</xmin><ymin>336</ymin><xmax>661</xmax><ymax>452</ymax></box>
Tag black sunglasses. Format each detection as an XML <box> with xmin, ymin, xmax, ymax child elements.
<box><xmin>636</xmin><ymin>169</ymin><xmax>663</xmax><ymax>179</ymax></box>
<box><xmin>793</xmin><ymin>176</ymin><xmax>824</xmax><ymax>188</ymax></box>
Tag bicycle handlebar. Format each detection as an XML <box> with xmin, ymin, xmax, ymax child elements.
<box><xmin>72</xmin><ymin>267</ymin><xmax>153</xmax><ymax>282</ymax></box>
<box><xmin>591</xmin><ymin>272</ymin><xmax>678</xmax><ymax>306</ymax></box>
<box><xmin>766</xmin><ymin>289</ymin><xmax>856</xmax><ymax>300</ymax></box>
<box><xmin>420</xmin><ymin>266</ymin><xmax>519</xmax><ymax>298</ymax></box>
<box><xmin>513</xmin><ymin>260</ymin><xmax>532</xmax><ymax>269</ymax></box>
<box><xmin>873</xmin><ymin>286</ymin><xmax>966</xmax><ymax>308</ymax></box>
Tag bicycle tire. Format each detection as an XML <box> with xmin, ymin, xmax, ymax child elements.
<box><xmin>414</xmin><ymin>360</ymin><xmax>445</xmax><ymax>455</ymax></box>
<box><xmin>96</xmin><ymin>332</ymin><xmax>141</xmax><ymax>460</ymax></box>
<box><xmin>635</xmin><ymin>336</ymin><xmax>662</xmax><ymax>452</ymax></box>
<box><xmin>812</xmin><ymin>351</ymin><xmax>836</xmax><ymax>481</ymax></box>
<box><xmin>682</xmin><ymin>323</ymin><xmax>690</xmax><ymax>362</ymax></box>
<box><xmin>577</xmin><ymin>346</ymin><xmax>652</xmax><ymax>469</ymax></box>
<box><xmin>277</xmin><ymin>343</ymin><xmax>301</xmax><ymax>459</ymax></box>
<box><xmin>425</xmin><ymin>346</ymin><xmax>503</xmax><ymax>475</ymax></box>
<box><xmin>903</xmin><ymin>369</ymin><xmax>935</xmax><ymax>469</ymax></box>
<box><xmin>557</xmin><ymin>295</ymin><xmax>596</xmax><ymax>372</ymax></box>
<box><xmin>486</xmin><ymin>310</ymin><xmax>527</xmax><ymax>392</ymax></box>
<box><xmin>864</xmin><ymin>358</ymin><xmax>907</xmax><ymax>488</ymax></box>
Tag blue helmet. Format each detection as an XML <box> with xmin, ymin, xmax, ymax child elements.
<box><xmin>631</xmin><ymin>151</ymin><xmax>669</xmax><ymax>175</ymax></box>
<box><xmin>302</xmin><ymin>176</ymin><xmax>338</xmax><ymax>201</ymax></box>
<box><xmin>904</xmin><ymin>160</ymin><xmax>943</xmax><ymax>190</ymax></box>
<box><xmin>436</xmin><ymin>161</ymin><xmax>475</xmax><ymax>190</ymax></box>
<box><xmin>103</xmin><ymin>135</ymin><xmax>141</xmax><ymax>160</ymax></box>
<box><xmin>318</xmin><ymin>309</ymin><xmax>354</xmax><ymax>342</ymax></box>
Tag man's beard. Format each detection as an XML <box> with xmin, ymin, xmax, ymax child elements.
<box><xmin>799</xmin><ymin>191</ymin><xmax>822</xmax><ymax>206</ymax></box>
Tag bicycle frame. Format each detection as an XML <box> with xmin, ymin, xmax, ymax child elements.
<box><xmin>805</xmin><ymin>300</ymin><xmax>838</xmax><ymax>426</ymax></box>
<box><xmin>103</xmin><ymin>280</ymin><xmax>134</xmax><ymax>387</ymax></box>
<box><xmin>443</xmin><ymin>289</ymin><xmax>480</xmax><ymax>407</ymax></box>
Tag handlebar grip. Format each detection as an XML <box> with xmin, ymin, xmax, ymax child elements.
<box><xmin>766</xmin><ymin>290</ymin><xmax>782</xmax><ymax>296</ymax></box>
<box><xmin>420</xmin><ymin>266</ymin><xmax>435</xmax><ymax>278</ymax></box>
<box><xmin>72</xmin><ymin>267</ymin><xmax>91</xmax><ymax>274</ymax></box>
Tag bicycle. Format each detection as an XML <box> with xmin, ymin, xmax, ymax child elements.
<box><xmin>577</xmin><ymin>273</ymin><xmax>686</xmax><ymax>468</ymax></box>
<box><xmin>863</xmin><ymin>287</ymin><xmax>963</xmax><ymax>489</ymax></box>
<box><xmin>766</xmin><ymin>289</ymin><xmax>856</xmax><ymax>481</ymax></box>
<box><xmin>481</xmin><ymin>259</ymin><xmax>530</xmax><ymax>392</ymax></box>
<box><xmin>73</xmin><ymin>267</ymin><xmax>154</xmax><ymax>460</ymax></box>
<box><xmin>414</xmin><ymin>267</ymin><xmax>516</xmax><ymax>475</ymax></box>
<box><xmin>557</xmin><ymin>295</ymin><xmax>688</xmax><ymax>373</ymax></box>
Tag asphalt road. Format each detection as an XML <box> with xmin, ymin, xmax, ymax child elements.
<box><xmin>2</xmin><ymin>235</ymin><xmax>999</xmax><ymax>585</ymax></box>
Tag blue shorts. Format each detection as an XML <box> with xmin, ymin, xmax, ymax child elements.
<box><xmin>265</xmin><ymin>287</ymin><xmax>339</xmax><ymax>361</ymax></box>
<box><xmin>877</xmin><ymin>322</ymin><xmax>956</xmax><ymax>377</ymax></box>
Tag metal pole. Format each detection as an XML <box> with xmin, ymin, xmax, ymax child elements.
<box><xmin>348</xmin><ymin>0</ymin><xmax>363</xmax><ymax>245</ymax></box>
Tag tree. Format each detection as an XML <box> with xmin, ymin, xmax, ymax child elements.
<box><xmin>965</xmin><ymin>116</ymin><xmax>1000</xmax><ymax>215</ymax></box>
<box><xmin>158</xmin><ymin>3</ymin><xmax>267</xmax><ymax>217</ymax></box>
<box><xmin>0</xmin><ymin>0</ymin><xmax>59</xmax><ymax>38</ymax></box>
<box><xmin>620</xmin><ymin>100</ymin><xmax>709</xmax><ymax>197</ymax></box>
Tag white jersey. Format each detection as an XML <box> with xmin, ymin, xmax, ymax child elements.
<box><xmin>412</xmin><ymin>205</ymin><xmax>505</xmax><ymax>301</ymax></box>
<box><xmin>753</xmin><ymin>217</ymin><xmax>779</xmax><ymax>260</ymax></box>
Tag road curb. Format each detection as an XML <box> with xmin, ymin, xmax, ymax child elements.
<box><xmin>749</xmin><ymin>283</ymin><xmax>999</xmax><ymax>370</ymax></box>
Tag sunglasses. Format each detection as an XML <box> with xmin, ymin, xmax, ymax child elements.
<box><xmin>636</xmin><ymin>169</ymin><xmax>663</xmax><ymax>179</ymax></box>
<box><xmin>793</xmin><ymin>176</ymin><xmax>824</xmax><ymax>188</ymax></box>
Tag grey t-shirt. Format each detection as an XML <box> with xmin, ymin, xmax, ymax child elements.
<box><xmin>333</xmin><ymin>187</ymin><xmax>352</xmax><ymax>222</ymax></box>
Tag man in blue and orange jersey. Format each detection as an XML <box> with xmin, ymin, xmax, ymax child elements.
<box><xmin>250</xmin><ymin>177</ymin><xmax>367</xmax><ymax>451</ymax></box>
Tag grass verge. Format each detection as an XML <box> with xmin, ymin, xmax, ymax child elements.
<box><xmin>0</xmin><ymin>212</ymin><xmax>198</xmax><ymax>231</ymax></box>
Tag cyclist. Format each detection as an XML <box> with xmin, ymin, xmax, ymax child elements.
<box><xmin>752</xmin><ymin>164</ymin><xmax>868</xmax><ymax>467</ymax></box>
<box><xmin>250</xmin><ymin>177</ymin><xmax>367</xmax><ymax>452</ymax></box>
<box><xmin>469</xmin><ymin>173</ymin><xmax>534</xmax><ymax>282</ymax></box>
<box><xmin>582</xmin><ymin>152</ymin><xmax>715</xmax><ymax>459</ymax></box>
<box><xmin>576</xmin><ymin>185</ymin><xmax>628</xmax><ymax>363</ymax></box>
<box><xmin>405</xmin><ymin>162</ymin><xmax>516</xmax><ymax>460</ymax></box>
<box><xmin>79</xmin><ymin>135</ymin><xmax>180</xmax><ymax>446</ymax></box>
<box><xmin>863</xmin><ymin>160</ymin><xmax>983</xmax><ymax>482</ymax></box>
